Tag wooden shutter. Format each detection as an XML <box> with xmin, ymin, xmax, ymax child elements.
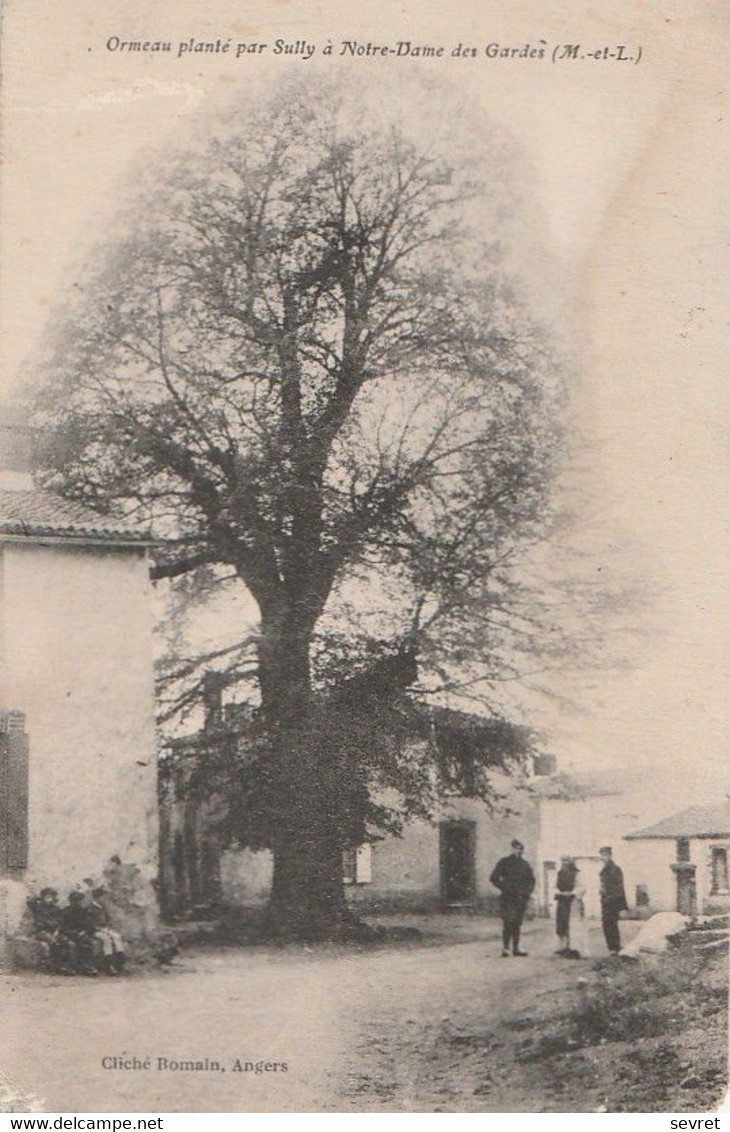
<box><xmin>355</xmin><ymin>844</ymin><xmax>372</xmax><ymax>884</ymax></box>
<box><xmin>0</xmin><ymin>711</ymin><xmax>29</xmax><ymax>871</ymax></box>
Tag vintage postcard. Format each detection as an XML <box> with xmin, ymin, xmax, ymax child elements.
<box><xmin>0</xmin><ymin>0</ymin><xmax>727</xmax><ymax>1115</ymax></box>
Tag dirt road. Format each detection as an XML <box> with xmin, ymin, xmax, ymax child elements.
<box><xmin>0</xmin><ymin>918</ymin><xmax>630</xmax><ymax>1113</ymax></box>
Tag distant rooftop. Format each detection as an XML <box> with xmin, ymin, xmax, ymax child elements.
<box><xmin>625</xmin><ymin>801</ymin><xmax>730</xmax><ymax>841</ymax></box>
<box><xmin>529</xmin><ymin>770</ymin><xmax>620</xmax><ymax>801</ymax></box>
<box><xmin>0</xmin><ymin>488</ymin><xmax>154</xmax><ymax>547</ymax></box>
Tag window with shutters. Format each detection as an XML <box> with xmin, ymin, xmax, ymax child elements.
<box><xmin>0</xmin><ymin>711</ymin><xmax>29</xmax><ymax>874</ymax></box>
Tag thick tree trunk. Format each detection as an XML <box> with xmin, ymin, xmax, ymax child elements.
<box><xmin>257</xmin><ymin>607</ymin><xmax>312</xmax><ymax>721</ymax></box>
<box><xmin>265</xmin><ymin>831</ymin><xmax>360</xmax><ymax>940</ymax></box>
<box><xmin>256</xmin><ymin>600</ymin><xmax>365</xmax><ymax>940</ymax></box>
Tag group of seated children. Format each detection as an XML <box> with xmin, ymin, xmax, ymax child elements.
<box><xmin>26</xmin><ymin>886</ymin><xmax>126</xmax><ymax>975</ymax></box>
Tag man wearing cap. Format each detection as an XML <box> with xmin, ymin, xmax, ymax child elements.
<box><xmin>490</xmin><ymin>839</ymin><xmax>536</xmax><ymax>956</ymax></box>
<box><xmin>599</xmin><ymin>846</ymin><xmax>628</xmax><ymax>955</ymax></box>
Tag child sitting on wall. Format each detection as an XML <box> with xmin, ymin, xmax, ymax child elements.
<box><xmin>87</xmin><ymin>886</ymin><xmax>126</xmax><ymax>975</ymax></box>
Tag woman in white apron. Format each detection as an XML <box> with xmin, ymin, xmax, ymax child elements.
<box><xmin>569</xmin><ymin>876</ymin><xmax>590</xmax><ymax>957</ymax></box>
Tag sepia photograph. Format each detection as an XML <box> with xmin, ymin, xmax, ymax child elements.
<box><xmin>0</xmin><ymin>0</ymin><xmax>727</xmax><ymax>1115</ymax></box>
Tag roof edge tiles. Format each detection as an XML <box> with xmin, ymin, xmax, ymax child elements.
<box><xmin>625</xmin><ymin>802</ymin><xmax>730</xmax><ymax>841</ymax></box>
<box><xmin>0</xmin><ymin>488</ymin><xmax>155</xmax><ymax>547</ymax></box>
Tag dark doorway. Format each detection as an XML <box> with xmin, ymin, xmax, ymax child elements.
<box><xmin>440</xmin><ymin>820</ymin><xmax>476</xmax><ymax>906</ymax></box>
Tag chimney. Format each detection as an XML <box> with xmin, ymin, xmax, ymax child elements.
<box><xmin>0</xmin><ymin>406</ymin><xmax>34</xmax><ymax>491</ymax></box>
<box><xmin>533</xmin><ymin>753</ymin><xmax>558</xmax><ymax>777</ymax></box>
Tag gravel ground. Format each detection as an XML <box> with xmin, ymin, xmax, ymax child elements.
<box><xmin>3</xmin><ymin>915</ymin><xmax>720</xmax><ymax>1114</ymax></box>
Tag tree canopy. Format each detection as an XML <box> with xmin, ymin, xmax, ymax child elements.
<box><xmin>30</xmin><ymin>79</ymin><xmax>571</xmax><ymax>934</ymax></box>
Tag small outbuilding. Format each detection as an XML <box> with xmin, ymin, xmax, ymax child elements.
<box><xmin>625</xmin><ymin>801</ymin><xmax>730</xmax><ymax>915</ymax></box>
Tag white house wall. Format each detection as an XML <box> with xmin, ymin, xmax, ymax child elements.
<box><xmin>621</xmin><ymin>839</ymin><xmax>676</xmax><ymax>911</ymax></box>
<box><xmin>0</xmin><ymin>542</ymin><xmax>158</xmax><ymax>891</ymax></box>
<box><xmin>536</xmin><ymin>795</ymin><xmax>676</xmax><ymax>915</ymax></box>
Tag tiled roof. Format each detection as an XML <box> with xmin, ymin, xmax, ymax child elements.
<box><xmin>625</xmin><ymin>802</ymin><xmax>730</xmax><ymax>840</ymax></box>
<box><xmin>0</xmin><ymin>489</ymin><xmax>153</xmax><ymax>545</ymax></box>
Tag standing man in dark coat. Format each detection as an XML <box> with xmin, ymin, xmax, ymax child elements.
<box><xmin>599</xmin><ymin>846</ymin><xmax>628</xmax><ymax>954</ymax></box>
<box><xmin>490</xmin><ymin>839</ymin><xmax>536</xmax><ymax>956</ymax></box>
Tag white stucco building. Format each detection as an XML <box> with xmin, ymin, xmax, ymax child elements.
<box><xmin>531</xmin><ymin>770</ymin><xmax>676</xmax><ymax>917</ymax></box>
<box><xmin>0</xmin><ymin>419</ymin><xmax>159</xmax><ymax>933</ymax></box>
<box><xmin>625</xmin><ymin>800</ymin><xmax>730</xmax><ymax>915</ymax></box>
